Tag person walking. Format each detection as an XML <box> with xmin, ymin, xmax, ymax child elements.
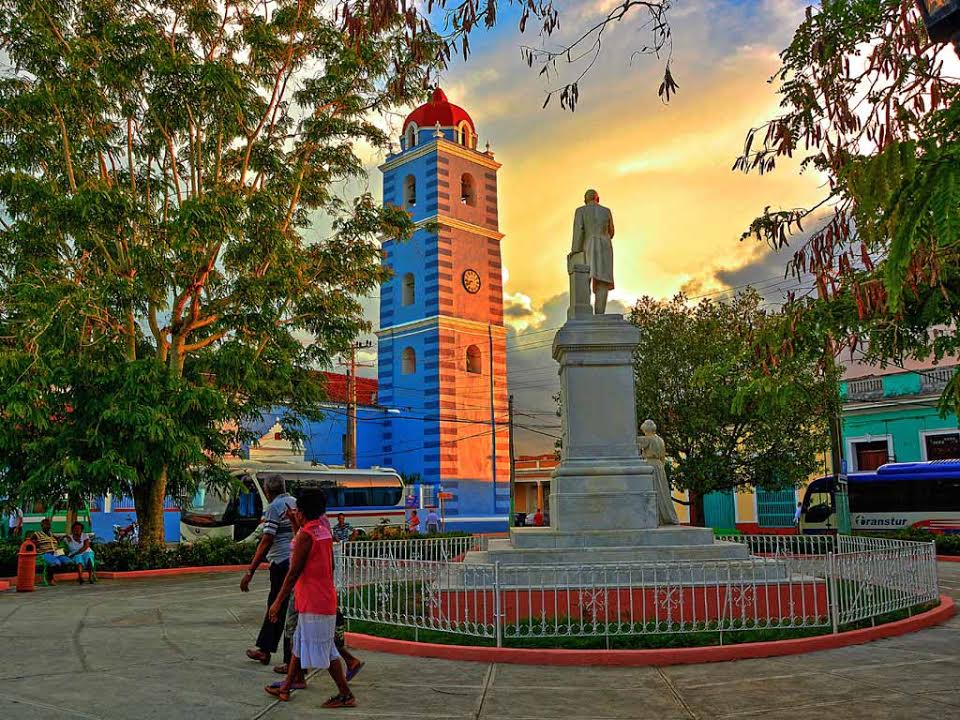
<box><xmin>265</xmin><ymin>490</ymin><xmax>356</xmax><ymax>707</ymax></box>
<box><xmin>425</xmin><ymin>508</ymin><xmax>440</xmax><ymax>534</ymax></box>
<box><xmin>794</xmin><ymin>501</ymin><xmax>803</xmax><ymax>531</ymax></box>
<box><xmin>241</xmin><ymin>475</ymin><xmax>296</xmax><ymax>666</ymax></box>
<box><xmin>533</xmin><ymin>508</ymin><xmax>544</xmax><ymax>527</ymax></box>
<box><xmin>273</xmin><ymin>506</ymin><xmax>365</xmax><ymax>688</ymax></box>
<box><xmin>7</xmin><ymin>506</ymin><xmax>22</xmax><ymax>540</ymax></box>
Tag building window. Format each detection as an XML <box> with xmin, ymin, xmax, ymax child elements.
<box><xmin>466</xmin><ymin>345</ymin><xmax>482</xmax><ymax>374</ymax></box>
<box><xmin>460</xmin><ymin>173</ymin><xmax>476</xmax><ymax>206</ymax></box>
<box><xmin>852</xmin><ymin>439</ymin><xmax>890</xmax><ymax>471</ymax></box>
<box><xmin>756</xmin><ymin>487</ymin><xmax>797</xmax><ymax>528</ymax></box>
<box><xmin>404</xmin><ymin>174</ymin><xmax>416</xmax><ymax>208</ymax></box>
<box><xmin>457</xmin><ymin>121</ymin><xmax>472</xmax><ymax>147</ymax></box>
<box><xmin>401</xmin><ymin>347</ymin><xmax>416</xmax><ymax>375</ymax></box>
<box><xmin>405</xmin><ymin>123</ymin><xmax>417</xmax><ymax>150</ymax></box>
<box><xmin>924</xmin><ymin>431</ymin><xmax>960</xmax><ymax>461</ymax></box>
<box><xmin>402</xmin><ymin>272</ymin><xmax>415</xmax><ymax>306</ymax></box>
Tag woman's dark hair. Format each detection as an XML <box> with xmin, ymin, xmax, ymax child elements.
<box><xmin>295</xmin><ymin>488</ymin><xmax>327</xmax><ymax>520</ymax></box>
<box><xmin>71</xmin><ymin>521</ymin><xmax>83</xmax><ymax>531</ymax></box>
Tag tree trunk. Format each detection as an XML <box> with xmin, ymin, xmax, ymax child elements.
<box><xmin>133</xmin><ymin>466</ymin><xmax>168</xmax><ymax>546</ymax></box>
<box><xmin>688</xmin><ymin>491</ymin><xmax>706</xmax><ymax>527</ymax></box>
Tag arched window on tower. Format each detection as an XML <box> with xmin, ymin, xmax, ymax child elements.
<box><xmin>401</xmin><ymin>347</ymin><xmax>417</xmax><ymax>375</ymax></box>
<box><xmin>460</xmin><ymin>173</ymin><xmax>476</xmax><ymax>206</ymax></box>
<box><xmin>405</xmin><ymin>123</ymin><xmax>417</xmax><ymax>150</ymax></box>
<box><xmin>465</xmin><ymin>345</ymin><xmax>482</xmax><ymax>374</ymax></box>
<box><xmin>402</xmin><ymin>272</ymin><xmax>415</xmax><ymax>306</ymax></box>
<box><xmin>404</xmin><ymin>175</ymin><xmax>416</xmax><ymax>208</ymax></box>
<box><xmin>457</xmin><ymin>121</ymin><xmax>472</xmax><ymax>147</ymax></box>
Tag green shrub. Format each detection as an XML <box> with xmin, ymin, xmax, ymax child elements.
<box><xmin>0</xmin><ymin>537</ymin><xmax>256</xmax><ymax>574</ymax></box>
<box><xmin>93</xmin><ymin>537</ymin><xmax>255</xmax><ymax>571</ymax></box>
<box><xmin>857</xmin><ymin>528</ymin><xmax>960</xmax><ymax>555</ymax></box>
<box><xmin>0</xmin><ymin>540</ymin><xmax>19</xmax><ymax>576</ymax></box>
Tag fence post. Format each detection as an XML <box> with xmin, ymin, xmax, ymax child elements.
<box><xmin>931</xmin><ymin>540</ymin><xmax>940</xmax><ymax>600</ymax></box>
<box><xmin>494</xmin><ymin>561</ymin><xmax>503</xmax><ymax>648</ymax></box>
<box><xmin>828</xmin><ymin>551</ymin><xmax>839</xmax><ymax>634</ymax></box>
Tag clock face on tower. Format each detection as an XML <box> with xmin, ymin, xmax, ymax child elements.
<box><xmin>462</xmin><ymin>268</ymin><xmax>482</xmax><ymax>294</ymax></box>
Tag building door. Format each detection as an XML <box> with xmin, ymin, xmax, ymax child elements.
<box><xmin>853</xmin><ymin>440</ymin><xmax>890</xmax><ymax>471</ymax></box>
<box><xmin>703</xmin><ymin>491</ymin><xmax>736</xmax><ymax>531</ymax></box>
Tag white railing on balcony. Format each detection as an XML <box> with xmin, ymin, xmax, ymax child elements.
<box><xmin>846</xmin><ymin>377</ymin><xmax>884</xmax><ymax>400</ymax></box>
<box><xmin>336</xmin><ymin>534</ymin><xmax>940</xmax><ymax>646</ymax></box>
<box><xmin>920</xmin><ymin>366</ymin><xmax>955</xmax><ymax>392</ymax></box>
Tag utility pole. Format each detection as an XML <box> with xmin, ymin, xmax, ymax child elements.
<box><xmin>338</xmin><ymin>340</ymin><xmax>373</xmax><ymax>469</ymax></box>
<box><xmin>488</xmin><ymin>325</ymin><xmax>497</xmax><ymax>512</ymax></box>
<box><xmin>508</xmin><ymin>394</ymin><xmax>516</xmax><ymax>528</ymax></box>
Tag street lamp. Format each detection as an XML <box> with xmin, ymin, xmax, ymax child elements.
<box><xmin>916</xmin><ymin>0</ymin><xmax>960</xmax><ymax>54</ymax></box>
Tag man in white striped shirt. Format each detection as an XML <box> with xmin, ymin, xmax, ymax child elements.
<box><xmin>240</xmin><ymin>475</ymin><xmax>297</xmax><ymax>666</ymax></box>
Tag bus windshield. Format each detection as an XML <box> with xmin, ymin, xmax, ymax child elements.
<box><xmin>185</xmin><ymin>485</ymin><xmax>232</xmax><ymax>524</ymax></box>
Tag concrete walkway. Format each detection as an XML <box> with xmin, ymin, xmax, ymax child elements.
<box><xmin>1</xmin><ymin>563</ymin><xmax>959</xmax><ymax>719</ymax></box>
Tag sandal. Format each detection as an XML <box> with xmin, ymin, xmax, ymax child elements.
<box><xmin>270</xmin><ymin>680</ymin><xmax>306</xmax><ymax>691</ymax></box>
<box><xmin>246</xmin><ymin>648</ymin><xmax>271</xmax><ymax>665</ymax></box>
<box><xmin>346</xmin><ymin>660</ymin><xmax>365</xmax><ymax>681</ymax></box>
<box><xmin>273</xmin><ymin>663</ymin><xmax>288</xmax><ymax>675</ymax></box>
<box><xmin>264</xmin><ymin>685</ymin><xmax>290</xmax><ymax>702</ymax></box>
<box><xmin>322</xmin><ymin>694</ymin><xmax>357</xmax><ymax>709</ymax></box>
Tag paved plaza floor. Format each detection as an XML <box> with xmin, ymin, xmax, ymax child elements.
<box><xmin>1</xmin><ymin>562</ymin><xmax>959</xmax><ymax>720</ymax></box>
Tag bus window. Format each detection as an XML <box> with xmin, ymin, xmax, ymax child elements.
<box><xmin>342</xmin><ymin>488</ymin><xmax>369</xmax><ymax>507</ymax></box>
<box><xmin>185</xmin><ymin>486</ymin><xmax>232</xmax><ymax>525</ymax></box>
<box><xmin>236</xmin><ymin>477</ymin><xmax>262</xmax><ymax>519</ymax></box>
<box><xmin>803</xmin><ymin>486</ymin><xmax>834</xmax><ymax>524</ymax></box>
<box><xmin>370</xmin><ymin>486</ymin><xmax>403</xmax><ymax>507</ymax></box>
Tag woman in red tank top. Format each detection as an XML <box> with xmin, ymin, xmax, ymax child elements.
<box><xmin>265</xmin><ymin>490</ymin><xmax>356</xmax><ymax>707</ymax></box>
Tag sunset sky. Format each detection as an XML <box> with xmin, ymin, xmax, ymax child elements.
<box><xmin>351</xmin><ymin>0</ymin><xmax>829</xmax><ymax>454</ymax></box>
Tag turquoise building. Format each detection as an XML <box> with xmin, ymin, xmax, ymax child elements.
<box><xmin>841</xmin><ymin>364</ymin><xmax>960</xmax><ymax>471</ymax></box>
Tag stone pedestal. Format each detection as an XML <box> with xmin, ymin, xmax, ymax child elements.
<box><xmin>463</xmin><ymin>263</ymin><xmax>750</xmax><ymax>568</ymax></box>
<box><xmin>548</xmin><ymin>311</ymin><xmax>658</xmax><ymax>532</ymax></box>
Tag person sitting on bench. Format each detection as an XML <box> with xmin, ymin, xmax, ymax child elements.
<box><xmin>32</xmin><ymin>518</ymin><xmax>74</xmax><ymax>585</ymax></box>
<box><xmin>65</xmin><ymin>521</ymin><xmax>96</xmax><ymax>585</ymax></box>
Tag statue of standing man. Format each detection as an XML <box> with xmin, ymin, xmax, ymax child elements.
<box><xmin>570</xmin><ymin>189</ymin><xmax>615</xmax><ymax>314</ymax></box>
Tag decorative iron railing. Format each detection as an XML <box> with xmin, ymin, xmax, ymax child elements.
<box><xmin>336</xmin><ymin>534</ymin><xmax>939</xmax><ymax>646</ymax></box>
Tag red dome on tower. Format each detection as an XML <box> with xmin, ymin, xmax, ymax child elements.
<box><xmin>403</xmin><ymin>88</ymin><xmax>475</xmax><ymax>134</ymax></box>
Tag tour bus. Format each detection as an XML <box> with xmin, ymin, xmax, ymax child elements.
<box><xmin>800</xmin><ymin>460</ymin><xmax>960</xmax><ymax>534</ymax></box>
<box><xmin>180</xmin><ymin>459</ymin><xmax>407</xmax><ymax>543</ymax></box>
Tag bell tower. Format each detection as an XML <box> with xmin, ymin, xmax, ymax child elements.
<box><xmin>377</xmin><ymin>89</ymin><xmax>509</xmax><ymax>520</ymax></box>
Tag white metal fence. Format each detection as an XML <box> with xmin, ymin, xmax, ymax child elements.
<box><xmin>338</xmin><ymin>535</ymin><xmax>486</xmax><ymax>562</ymax></box>
<box><xmin>336</xmin><ymin>535</ymin><xmax>940</xmax><ymax>646</ymax></box>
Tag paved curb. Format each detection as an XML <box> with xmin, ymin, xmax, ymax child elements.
<box><xmin>2</xmin><ymin>564</ymin><xmax>248</xmax><ymax>587</ymax></box>
<box><xmin>95</xmin><ymin>564</ymin><xmax>248</xmax><ymax>579</ymax></box>
<box><xmin>937</xmin><ymin>555</ymin><xmax>960</xmax><ymax>563</ymax></box>
<box><xmin>345</xmin><ymin>594</ymin><xmax>956</xmax><ymax>667</ymax></box>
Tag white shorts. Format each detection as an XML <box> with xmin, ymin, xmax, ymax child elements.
<box><xmin>292</xmin><ymin>613</ymin><xmax>340</xmax><ymax>670</ymax></box>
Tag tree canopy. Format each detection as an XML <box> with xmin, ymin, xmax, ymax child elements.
<box><xmin>630</xmin><ymin>291</ymin><xmax>838</xmax><ymax>525</ymax></box>
<box><xmin>0</xmin><ymin>0</ymin><xmax>436</xmax><ymax>543</ymax></box>
<box><xmin>736</xmin><ymin>0</ymin><xmax>960</xmax><ymax>412</ymax></box>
